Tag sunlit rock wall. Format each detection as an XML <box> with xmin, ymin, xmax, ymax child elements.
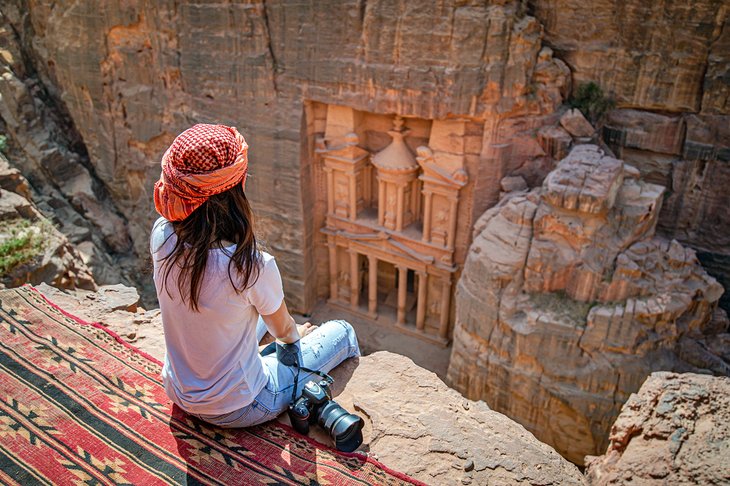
<box><xmin>447</xmin><ymin>145</ymin><xmax>728</xmax><ymax>464</ymax></box>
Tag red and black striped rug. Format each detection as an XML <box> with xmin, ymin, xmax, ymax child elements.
<box><xmin>0</xmin><ymin>286</ymin><xmax>422</xmax><ymax>485</ymax></box>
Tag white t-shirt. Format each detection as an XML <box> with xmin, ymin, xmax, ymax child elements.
<box><xmin>150</xmin><ymin>218</ymin><xmax>284</xmax><ymax>415</ymax></box>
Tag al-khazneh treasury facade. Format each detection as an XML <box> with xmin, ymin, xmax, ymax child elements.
<box><xmin>310</xmin><ymin>104</ymin><xmax>478</xmax><ymax>345</ymax></box>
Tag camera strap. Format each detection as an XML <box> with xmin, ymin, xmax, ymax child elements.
<box><xmin>260</xmin><ymin>341</ymin><xmax>333</xmax><ymax>404</ymax></box>
<box><xmin>290</xmin><ymin>363</ymin><xmax>334</xmax><ymax>404</ymax></box>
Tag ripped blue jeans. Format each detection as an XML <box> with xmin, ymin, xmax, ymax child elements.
<box><xmin>195</xmin><ymin>318</ymin><xmax>360</xmax><ymax>428</ymax></box>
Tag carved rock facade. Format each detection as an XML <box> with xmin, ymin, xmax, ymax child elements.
<box><xmin>315</xmin><ymin>109</ymin><xmax>473</xmax><ymax>343</ymax></box>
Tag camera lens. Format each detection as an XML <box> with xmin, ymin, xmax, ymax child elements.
<box><xmin>317</xmin><ymin>401</ymin><xmax>364</xmax><ymax>452</ymax></box>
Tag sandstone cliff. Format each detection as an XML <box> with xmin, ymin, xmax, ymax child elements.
<box><xmin>447</xmin><ymin>144</ymin><xmax>728</xmax><ymax>464</ymax></box>
<box><xmin>586</xmin><ymin>372</ymin><xmax>730</xmax><ymax>485</ymax></box>
<box><xmin>528</xmin><ymin>0</ymin><xmax>730</xmax><ymax>313</ymax></box>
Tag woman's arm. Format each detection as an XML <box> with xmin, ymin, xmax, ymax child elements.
<box><xmin>261</xmin><ymin>300</ymin><xmax>300</xmax><ymax>344</ymax></box>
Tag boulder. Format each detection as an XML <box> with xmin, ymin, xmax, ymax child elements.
<box><xmin>560</xmin><ymin>109</ymin><xmax>595</xmax><ymax>138</ymax></box>
<box><xmin>537</xmin><ymin>125</ymin><xmax>573</xmax><ymax>160</ymax></box>
<box><xmin>500</xmin><ymin>175</ymin><xmax>528</xmax><ymax>193</ymax></box>
<box><xmin>585</xmin><ymin>372</ymin><xmax>730</xmax><ymax>485</ymax></box>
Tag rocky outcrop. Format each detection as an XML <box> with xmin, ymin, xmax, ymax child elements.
<box><xmin>0</xmin><ymin>155</ymin><xmax>95</xmax><ymax>290</ymax></box>
<box><xmin>602</xmin><ymin>109</ymin><xmax>730</xmax><ymax>315</ymax></box>
<box><xmin>37</xmin><ymin>283</ymin><xmax>585</xmax><ymax>486</ymax></box>
<box><xmin>329</xmin><ymin>353</ymin><xmax>586</xmax><ymax>486</ymax></box>
<box><xmin>585</xmin><ymin>372</ymin><xmax>730</xmax><ymax>485</ymax></box>
<box><xmin>34</xmin><ymin>282</ymin><xmax>162</xmax><ymax>360</ymax></box>
<box><xmin>447</xmin><ymin>144</ymin><xmax>728</xmax><ymax>464</ymax></box>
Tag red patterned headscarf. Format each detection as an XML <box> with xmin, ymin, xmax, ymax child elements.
<box><xmin>154</xmin><ymin>124</ymin><xmax>249</xmax><ymax>221</ymax></box>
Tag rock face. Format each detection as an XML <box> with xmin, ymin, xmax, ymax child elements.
<box><xmin>447</xmin><ymin>144</ymin><xmax>728</xmax><ymax>464</ymax></box>
<box><xmin>36</xmin><ymin>283</ymin><xmax>585</xmax><ymax>486</ymax></box>
<box><xmin>0</xmin><ymin>0</ymin><xmax>566</xmax><ymax>311</ymax></box>
<box><xmin>0</xmin><ymin>155</ymin><xmax>95</xmax><ymax>290</ymax></box>
<box><xmin>0</xmin><ymin>22</ymin><xmax>134</xmax><ymax>288</ymax></box>
<box><xmin>530</xmin><ymin>0</ymin><xmax>729</xmax><ymax>113</ymax></box>
<box><xmin>585</xmin><ymin>372</ymin><xmax>730</xmax><ymax>485</ymax></box>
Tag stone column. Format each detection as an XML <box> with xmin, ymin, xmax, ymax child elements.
<box><xmin>422</xmin><ymin>191</ymin><xmax>432</xmax><ymax>242</ymax></box>
<box><xmin>349</xmin><ymin>174</ymin><xmax>357</xmax><ymax>220</ymax></box>
<box><xmin>378</xmin><ymin>180</ymin><xmax>385</xmax><ymax>226</ymax></box>
<box><xmin>364</xmin><ymin>166</ymin><xmax>372</xmax><ymax>207</ymax></box>
<box><xmin>326</xmin><ymin>168</ymin><xmax>334</xmax><ymax>215</ymax></box>
<box><xmin>447</xmin><ymin>197</ymin><xmax>458</xmax><ymax>250</ymax></box>
<box><xmin>368</xmin><ymin>254</ymin><xmax>378</xmax><ymax>316</ymax></box>
<box><xmin>328</xmin><ymin>239</ymin><xmax>338</xmax><ymax>302</ymax></box>
<box><xmin>397</xmin><ymin>265</ymin><xmax>408</xmax><ymax>325</ymax></box>
<box><xmin>349</xmin><ymin>250</ymin><xmax>359</xmax><ymax>308</ymax></box>
<box><xmin>396</xmin><ymin>185</ymin><xmax>405</xmax><ymax>231</ymax></box>
<box><xmin>439</xmin><ymin>278</ymin><xmax>451</xmax><ymax>339</ymax></box>
<box><xmin>416</xmin><ymin>271</ymin><xmax>428</xmax><ymax>330</ymax></box>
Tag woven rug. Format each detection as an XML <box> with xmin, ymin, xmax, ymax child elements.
<box><xmin>0</xmin><ymin>286</ymin><xmax>423</xmax><ymax>485</ymax></box>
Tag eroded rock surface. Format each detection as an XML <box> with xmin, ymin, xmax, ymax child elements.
<box><xmin>585</xmin><ymin>372</ymin><xmax>730</xmax><ymax>485</ymax></box>
<box><xmin>602</xmin><ymin>109</ymin><xmax>730</xmax><ymax>314</ymax></box>
<box><xmin>1</xmin><ymin>1</ymin><xmax>728</xmax><ymax>315</ymax></box>
<box><xmin>531</xmin><ymin>0</ymin><xmax>729</xmax><ymax>113</ymax></box>
<box><xmin>447</xmin><ymin>145</ymin><xmax>728</xmax><ymax>464</ymax></box>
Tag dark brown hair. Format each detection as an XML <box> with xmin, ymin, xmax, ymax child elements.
<box><xmin>157</xmin><ymin>184</ymin><xmax>261</xmax><ymax>311</ymax></box>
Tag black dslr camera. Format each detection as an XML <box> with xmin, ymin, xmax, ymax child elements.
<box><xmin>288</xmin><ymin>379</ymin><xmax>364</xmax><ymax>452</ymax></box>
<box><xmin>260</xmin><ymin>340</ymin><xmax>364</xmax><ymax>452</ymax></box>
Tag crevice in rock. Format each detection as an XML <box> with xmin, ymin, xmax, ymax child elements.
<box><xmin>261</xmin><ymin>0</ymin><xmax>279</xmax><ymax>95</ymax></box>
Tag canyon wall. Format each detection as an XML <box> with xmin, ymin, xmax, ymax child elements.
<box><xmin>447</xmin><ymin>144</ymin><xmax>728</xmax><ymax>464</ymax></box>
<box><xmin>6</xmin><ymin>0</ymin><xmax>727</xmax><ymax>312</ymax></box>
<box><xmin>1</xmin><ymin>0</ymin><xmax>570</xmax><ymax>310</ymax></box>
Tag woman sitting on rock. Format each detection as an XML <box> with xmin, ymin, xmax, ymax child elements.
<box><xmin>150</xmin><ymin>124</ymin><xmax>360</xmax><ymax>427</ymax></box>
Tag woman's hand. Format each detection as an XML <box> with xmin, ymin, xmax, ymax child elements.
<box><xmin>297</xmin><ymin>322</ymin><xmax>317</xmax><ymax>339</ymax></box>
